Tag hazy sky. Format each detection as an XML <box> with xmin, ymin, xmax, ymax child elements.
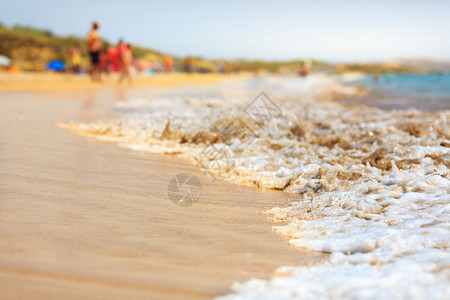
<box><xmin>1</xmin><ymin>0</ymin><xmax>449</xmax><ymax>62</ymax></box>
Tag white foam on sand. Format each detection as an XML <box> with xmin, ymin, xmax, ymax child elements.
<box><xmin>61</xmin><ymin>75</ymin><xmax>450</xmax><ymax>299</ymax></box>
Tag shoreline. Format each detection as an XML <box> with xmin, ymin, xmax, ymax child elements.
<box><xmin>2</xmin><ymin>71</ymin><xmax>448</xmax><ymax>112</ymax></box>
<box><xmin>339</xmin><ymin>92</ymin><xmax>450</xmax><ymax>112</ymax></box>
<box><xmin>0</xmin><ymin>86</ymin><xmax>324</xmax><ymax>299</ymax></box>
<box><xmin>61</xmin><ymin>76</ymin><xmax>450</xmax><ymax>299</ymax></box>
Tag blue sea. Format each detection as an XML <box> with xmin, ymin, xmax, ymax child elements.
<box><xmin>344</xmin><ymin>73</ymin><xmax>450</xmax><ymax>111</ymax></box>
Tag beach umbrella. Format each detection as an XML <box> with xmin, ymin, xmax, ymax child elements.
<box><xmin>46</xmin><ymin>60</ymin><xmax>65</xmax><ymax>71</ymax></box>
<box><xmin>0</xmin><ymin>55</ymin><xmax>11</xmax><ymax>66</ymax></box>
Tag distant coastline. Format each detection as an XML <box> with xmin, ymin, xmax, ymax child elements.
<box><xmin>2</xmin><ymin>24</ymin><xmax>449</xmax><ymax>75</ymax></box>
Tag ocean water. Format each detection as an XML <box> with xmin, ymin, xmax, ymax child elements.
<box><xmin>61</xmin><ymin>75</ymin><xmax>450</xmax><ymax>299</ymax></box>
<box><xmin>342</xmin><ymin>73</ymin><xmax>450</xmax><ymax>111</ymax></box>
<box><xmin>350</xmin><ymin>73</ymin><xmax>450</xmax><ymax>99</ymax></box>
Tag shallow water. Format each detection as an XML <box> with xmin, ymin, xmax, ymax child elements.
<box><xmin>351</xmin><ymin>73</ymin><xmax>450</xmax><ymax>99</ymax></box>
<box><xmin>342</xmin><ymin>73</ymin><xmax>450</xmax><ymax>112</ymax></box>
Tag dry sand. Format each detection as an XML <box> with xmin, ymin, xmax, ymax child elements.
<box><xmin>0</xmin><ymin>80</ymin><xmax>324</xmax><ymax>299</ymax></box>
<box><xmin>0</xmin><ymin>72</ymin><xmax>235</xmax><ymax>93</ymax></box>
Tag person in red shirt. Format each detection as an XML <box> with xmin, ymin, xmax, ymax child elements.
<box><xmin>164</xmin><ymin>55</ymin><xmax>173</xmax><ymax>73</ymax></box>
<box><xmin>99</xmin><ymin>45</ymin><xmax>110</xmax><ymax>74</ymax></box>
<box><xmin>117</xmin><ymin>40</ymin><xmax>127</xmax><ymax>69</ymax></box>
<box><xmin>118</xmin><ymin>44</ymin><xmax>134</xmax><ymax>85</ymax></box>
<box><xmin>108</xmin><ymin>47</ymin><xmax>119</xmax><ymax>72</ymax></box>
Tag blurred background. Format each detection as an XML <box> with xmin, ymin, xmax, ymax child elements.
<box><xmin>1</xmin><ymin>0</ymin><xmax>450</xmax><ymax>74</ymax></box>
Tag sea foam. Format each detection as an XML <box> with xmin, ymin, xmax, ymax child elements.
<box><xmin>62</xmin><ymin>75</ymin><xmax>450</xmax><ymax>299</ymax></box>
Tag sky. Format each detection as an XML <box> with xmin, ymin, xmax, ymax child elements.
<box><xmin>1</xmin><ymin>0</ymin><xmax>450</xmax><ymax>62</ymax></box>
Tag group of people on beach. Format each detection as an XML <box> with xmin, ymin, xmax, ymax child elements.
<box><xmin>86</xmin><ymin>21</ymin><xmax>133</xmax><ymax>84</ymax></box>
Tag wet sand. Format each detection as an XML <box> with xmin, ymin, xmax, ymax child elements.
<box><xmin>0</xmin><ymin>87</ymin><xmax>323</xmax><ymax>299</ymax></box>
<box><xmin>339</xmin><ymin>92</ymin><xmax>450</xmax><ymax>112</ymax></box>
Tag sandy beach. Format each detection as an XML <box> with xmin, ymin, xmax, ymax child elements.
<box><xmin>0</xmin><ymin>77</ymin><xmax>324</xmax><ymax>299</ymax></box>
<box><xmin>0</xmin><ymin>72</ymin><xmax>234</xmax><ymax>93</ymax></box>
<box><xmin>2</xmin><ymin>2</ymin><xmax>449</xmax><ymax>298</ymax></box>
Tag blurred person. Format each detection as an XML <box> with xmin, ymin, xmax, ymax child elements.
<box><xmin>185</xmin><ymin>58</ymin><xmax>194</xmax><ymax>73</ymax></box>
<box><xmin>69</xmin><ymin>45</ymin><xmax>82</xmax><ymax>74</ymax></box>
<box><xmin>99</xmin><ymin>46</ymin><xmax>111</xmax><ymax>74</ymax></box>
<box><xmin>108</xmin><ymin>46</ymin><xmax>120</xmax><ymax>72</ymax></box>
<box><xmin>218</xmin><ymin>61</ymin><xmax>225</xmax><ymax>73</ymax></box>
<box><xmin>117</xmin><ymin>39</ymin><xmax>127</xmax><ymax>73</ymax></box>
<box><xmin>163</xmin><ymin>55</ymin><xmax>173</xmax><ymax>72</ymax></box>
<box><xmin>86</xmin><ymin>21</ymin><xmax>103</xmax><ymax>81</ymax></box>
<box><xmin>299</xmin><ymin>62</ymin><xmax>310</xmax><ymax>77</ymax></box>
<box><xmin>7</xmin><ymin>65</ymin><xmax>20</xmax><ymax>74</ymax></box>
<box><xmin>117</xmin><ymin>39</ymin><xmax>127</xmax><ymax>62</ymax></box>
<box><xmin>118</xmin><ymin>44</ymin><xmax>133</xmax><ymax>85</ymax></box>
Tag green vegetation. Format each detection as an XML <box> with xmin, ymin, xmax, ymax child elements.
<box><xmin>0</xmin><ymin>25</ymin><xmax>87</xmax><ymax>71</ymax></box>
<box><xmin>0</xmin><ymin>25</ymin><xmax>172</xmax><ymax>71</ymax></box>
